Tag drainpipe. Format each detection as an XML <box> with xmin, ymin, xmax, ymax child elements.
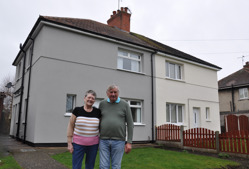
<box><xmin>231</xmin><ymin>85</ymin><xmax>235</xmax><ymax>112</ymax></box>
<box><xmin>151</xmin><ymin>51</ymin><xmax>157</xmax><ymax>143</ymax></box>
<box><xmin>16</xmin><ymin>43</ymin><xmax>26</xmax><ymax>140</ymax></box>
<box><xmin>23</xmin><ymin>38</ymin><xmax>34</xmax><ymax>143</ymax></box>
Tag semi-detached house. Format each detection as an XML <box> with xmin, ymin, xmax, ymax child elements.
<box><xmin>10</xmin><ymin>7</ymin><xmax>221</xmax><ymax>146</ymax></box>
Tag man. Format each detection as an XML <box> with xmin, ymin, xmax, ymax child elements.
<box><xmin>99</xmin><ymin>85</ymin><xmax>134</xmax><ymax>169</ymax></box>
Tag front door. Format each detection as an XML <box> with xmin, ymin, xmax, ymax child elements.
<box><xmin>193</xmin><ymin>108</ymin><xmax>200</xmax><ymax>128</ymax></box>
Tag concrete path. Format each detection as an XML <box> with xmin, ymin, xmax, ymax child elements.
<box><xmin>0</xmin><ymin>135</ymin><xmax>68</xmax><ymax>169</ymax></box>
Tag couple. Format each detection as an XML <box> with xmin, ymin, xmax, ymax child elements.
<box><xmin>67</xmin><ymin>85</ymin><xmax>134</xmax><ymax>169</ymax></box>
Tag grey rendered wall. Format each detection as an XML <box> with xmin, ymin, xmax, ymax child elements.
<box><xmin>219</xmin><ymin>88</ymin><xmax>249</xmax><ymax>113</ymax></box>
<box><xmin>27</xmin><ymin>25</ymin><xmax>153</xmax><ymax>143</ymax></box>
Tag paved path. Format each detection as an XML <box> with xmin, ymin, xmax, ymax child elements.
<box><xmin>0</xmin><ymin>135</ymin><xmax>68</xmax><ymax>169</ymax></box>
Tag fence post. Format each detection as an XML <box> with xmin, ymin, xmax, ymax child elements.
<box><xmin>180</xmin><ymin>125</ymin><xmax>184</xmax><ymax>147</ymax></box>
<box><xmin>215</xmin><ymin>131</ymin><xmax>219</xmax><ymax>153</ymax></box>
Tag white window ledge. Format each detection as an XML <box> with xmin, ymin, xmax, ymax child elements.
<box><xmin>165</xmin><ymin>77</ymin><xmax>185</xmax><ymax>83</ymax></box>
<box><xmin>64</xmin><ymin>113</ymin><xmax>72</xmax><ymax>117</ymax></box>
<box><xmin>239</xmin><ymin>98</ymin><xmax>249</xmax><ymax>101</ymax></box>
<box><xmin>134</xmin><ymin>123</ymin><xmax>146</xmax><ymax>126</ymax></box>
<box><xmin>117</xmin><ymin>68</ymin><xmax>145</xmax><ymax>75</ymax></box>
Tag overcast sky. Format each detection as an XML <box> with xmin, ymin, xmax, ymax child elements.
<box><xmin>1</xmin><ymin>0</ymin><xmax>249</xmax><ymax>84</ymax></box>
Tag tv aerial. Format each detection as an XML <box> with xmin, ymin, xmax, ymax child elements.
<box><xmin>118</xmin><ymin>0</ymin><xmax>122</xmax><ymax>10</ymax></box>
<box><xmin>238</xmin><ymin>55</ymin><xmax>249</xmax><ymax>66</ymax></box>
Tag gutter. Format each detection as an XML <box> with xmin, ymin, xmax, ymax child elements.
<box><xmin>16</xmin><ymin>44</ymin><xmax>26</xmax><ymax>140</ymax></box>
<box><xmin>23</xmin><ymin>37</ymin><xmax>35</xmax><ymax>143</ymax></box>
<box><xmin>219</xmin><ymin>84</ymin><xmax>249</xmax><ymax>91</ymax></box>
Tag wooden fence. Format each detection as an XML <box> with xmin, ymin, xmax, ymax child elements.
<box><xmin>183</xmin><ymin>128</ymin><xmax>216</xmax><ymax>149</ymax></box>
<box><xmin>156</xmin><ymin>124</ymin><xmax>181</xmax><ymax>141</ymax></box>
<box><xmin>156</xmin><ymin>124</ymin><xmax>249</xmax><ymax>155</ymax></box>
<box><xmin>219</xmin><ymin>130</ymin><xmax>249</xmax><ymax>154</ymax></box>
<box><xmin>225</xmin><ymin>114</ymin><xmax>249</xmax><ymax>133</ymax></box>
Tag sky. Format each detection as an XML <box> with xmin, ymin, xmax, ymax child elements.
<box><xmin>1</xmin><ymin>0</ymin><xmax>249</xmax><ymax>84</ymax></box>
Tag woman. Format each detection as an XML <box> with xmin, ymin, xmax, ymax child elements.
<box><xmin>67</xmin><ymin>90</ymin><xmax>101</xmax><ymax>169</ymax></box>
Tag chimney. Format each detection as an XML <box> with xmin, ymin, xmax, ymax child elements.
<box><xmin>244</xmin><ymin>61</ymin><xmax>249</xmax><ymax>68</ymax></box>
<box><xmin>107</xmin><ymin>7</ymin><xmax>131</xmax><ymax>32</ymax></box>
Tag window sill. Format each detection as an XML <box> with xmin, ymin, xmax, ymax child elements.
<box><xmin>134</xmin><ymin>123</ymin><xmax>146</xmax><ymax>126</ymax></box>
<box><xmin>165</xmin><ymin>77</ymin><xmax>185</xmax><ymax>83</ymax></box>
<box><xmin>64</xmin><ymin>113</ymin><xmax>72</xmax><ymax>117</ymax></box>
<box><xmin>117</xmin><ymin>68</ymin><xmax>145</xmax><ymax>75</ymax></box>
<box><xmin>239</xmin><ymin>98</ymin><xmax>249</xmax><ymax>101</ymax></box>
<box><xmin>205</xmin><ymin>120</ymin><xmax>211</xmax><ymax>122</ymax></box>
<box><xmin>166</xmin><ymin>122</ymin><xmax>183</xmax><ymax>126</ymax></box>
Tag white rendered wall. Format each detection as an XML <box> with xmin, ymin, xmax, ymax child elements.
<box><xmin>155</xmin><ymin>54</ymin><xmax>220</xmax><ymax>132</ymax></box>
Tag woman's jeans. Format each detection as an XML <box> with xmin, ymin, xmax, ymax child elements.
<box><xmin>72</xmin><ymin>143</ymin><xmax>98</xmax><ymax>169</ymax></box>
<box><xmin>99</xmin><ymin>139</ymin><xmax>125</xmax><ymax>169</ymax></box>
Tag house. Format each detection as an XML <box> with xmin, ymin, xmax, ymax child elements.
<box><xmin>0</xmin><ymin>92</ymin><xmax>6</xmax><ymax>134</ymax></box>
<box><xmin>0</xmin><ymin>92</ymin><xmax>5</xmax><ymax>120</ymax></box>
<box><xmin>0</xmin><ymin>92</ymin><xmax>5</xmax><ymax>123</ymax></box>
<box><xmin>219</xmin><ymin>62</ymin><xmax>249</xmax><ymax>133</ymax></box>
<box><xmin>9</xmin><ymin>7</ymin><xmax>221</xmax><ymax>146</ymax></box>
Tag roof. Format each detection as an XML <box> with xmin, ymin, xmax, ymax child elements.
<box><xmin>13</xmin><ymin>16</ymin><xmax>221</xmax><ymax>70</ymax></box>
<box><xmin>218</xmin><ymin>63</ymin><xmax>249</xmax><ymax>89</ymax></box>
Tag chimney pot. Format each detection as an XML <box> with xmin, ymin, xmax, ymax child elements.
<box><xmin>244</xmin><ymin>61</ymin><xmax>249</xmax><ymax>68</ymax></box>
<box><xmin>121</xmin><ymin>7</ymin><xmax>124</xmax><ymax>11</ymax></box>
<box><xmin>113</xmin><ymin>11</ymin><xmax>116</xmax><ymax>15</ymax></box>
<box><xmin>124</xmin><ymin>7</ymin><xmax>128</xmax><ymax>12</ymax></box>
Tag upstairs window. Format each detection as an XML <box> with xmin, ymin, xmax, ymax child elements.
<box><xmin>239</xmin><ymin>88</ymin><xmax>248</xmax><ymax>99</ymax></box>
<box><xmin>166</xmin><ymin>103</ymin><xmax>183</xmax><ymax>124</ymax></box>
<box><xmin>117</xmin><ymin>50</ymin><xmax>141</xmax><ymax>73</ymax></box>
<box><xmin>166</xmin><ymin>61</ymin><xmax>182</xmax><ymax>80</ymax></box>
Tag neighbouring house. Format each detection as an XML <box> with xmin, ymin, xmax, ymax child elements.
<box><xmin>219</xmin><ymin>62</ymin><xmax>249</xmax><ymax>133</ymax></box>
<box><xmin>0</xmin><ymin>92</ymin><xmax>6</xmax><ymax>134</ymax></box>
<box><xmin>0</xmin><ymin>92</ymin><xmax>5</xmax><ymax>123</ymax></box>
<box><xmin>9</xmin><ymin>7</ymin><xmax>221</xmax><ymax>146</ymax></box>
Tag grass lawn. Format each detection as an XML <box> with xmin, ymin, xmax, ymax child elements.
<box><xmin>52</xmin><ymin>147</ymin><xmax>240</xmax><ymax>169</ymax></box>
<box><xmin>0</xmin><ymin>155</ymin><xmax>21</xmax><ymax>169</ymax></box>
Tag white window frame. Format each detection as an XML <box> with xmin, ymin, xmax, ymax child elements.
<box><xmin>65</xmin><ymin>94</ymin><xmax>76</xmax><ymax>116</ymax></box>
<box><xmin>239</xmin><ymin>88</ymin><xmax>248</xmax><ymax>100</ymax></box>
<box><xmin>205</xmin><ymin>107</ymin><xmax>211</xmax><ymax>121</ymax></box>
<box><xmin>126</xmin><ymin>100</ymin><xmax>143</xmax><ymax>125</ymax></box>
<box><xmin>117</xmin><ymin>50</ymin><xmax>142</xmax><ymax>73</ymax></box>
<box><xmin>166</xmin><ymin>103</ymin><xmax>184</xmax><ymax>124</ymax></box>
<box><xmin>165</xmin><ymin>61</ymin><xmax>183</xmax><ymax>80</ymax></box>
